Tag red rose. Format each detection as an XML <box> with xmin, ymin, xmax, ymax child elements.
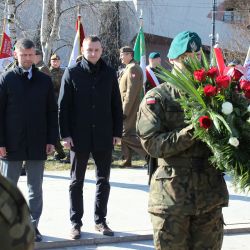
<box><xmin>207</xmin><ymin>67</ymin><xmax>218</xmax><ymax>78</ymax></box>
<box><xmin>232</xmin><ymin>68</ymin><xmax>243</xmax><ymax>81</ymax></box>
<box><xmin>244</xmin><ymin>90</ymin><xmax>250</xmax><ymax>99</ymax></box>
<box><xmin>215</xmin><ymin>75</ymin><xmax>231</xmax><ymax>89</ymax></box>
<box><xmin>226</xmin><ymin>67</ymin><xmax>243</xmax><ymax>81</ymax></box>
<box><xmin>199</xmin><ymin>116</ymin><xmax>212</xmax><ymax>129</ymax></box>
<box><xmin>194</xmin><ymin>69</ymin><xmax>206</xmax><ymax>82</ymax></box>
<box><xmin>203</xmin><ymin>84</ymin><xmax>217</xmax><ymax>96</ymax></box>
<box><xmin>239</xmin><ymin>79</ymin><xmax>250</xmax><ymax>91</ymax></box>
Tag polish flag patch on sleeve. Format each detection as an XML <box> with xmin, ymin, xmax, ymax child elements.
<box><xmin>146</xmin><ymin>97</ymin><xmax>156</xmax><ymax>105</ymax></box>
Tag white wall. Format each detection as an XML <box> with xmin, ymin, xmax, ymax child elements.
<box><xmin>119</xmin><ymin>0</ymin><xmax>249</xmax><ymax>52</ymax></box>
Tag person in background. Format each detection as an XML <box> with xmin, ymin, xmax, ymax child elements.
<box><xmin>136</xmin><ymin>31</ymin><xmax>229</xmax><ymax>250</ymax></box>
<box><xmin>49</xmin><ymin>53</ymin><xmax>68</xmax><ymax>162</ymax></box>
<box><xmin>59</xmin><ymin>35</ymin><xmax>123</xmax><ymax>240</ymax></box>
<box><xmin>118</xmin><ymin>46</ymin><xmax>146</xmax><ymax>167</ymax></box>
<box><xmin>34</xmin><ymin>49</ymin><xmax>51</xmax><ymax>76</ymax></box>
<box><xmin>0</xmin><ymin>38</ymin><xmax>58</xmax><ymax>242</ymax></box>
<box><xmin>145</xmin><ymin>52</ymin><xmax>163</xmax><ymax>93</ymax></box>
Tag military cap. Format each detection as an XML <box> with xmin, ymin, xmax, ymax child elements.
<box><xmin>149</xmin><ymin>52</ymin><xmax>161</xmax><ymax>59</ymax></box>
<box><xmin>50</xmin><ymin>54</ymin><xmax>60</xmax><ymax>60</ymax></box>
<box><xmin>167</xmin><ymin>31</ymin><xmax>202</xmax><ymax>59</ymax></box>
<box><xmin>35</xmin><ymin>49</ymin><xmax>43</xmax><ymax>55</ymax></box>
<box><xmin>120</xmin><ymin>46</ymin><xmax>133</xmax><ymax>53</ymax></box>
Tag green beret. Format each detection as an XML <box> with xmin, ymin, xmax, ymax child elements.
<box><xmin>149</xmin><ymin>52</ymin><xmax>160</xmax><ymax>59</ymax></box>
<box><xmin>120</xmin><ymin>46</ymin><xmax>133</xmax><ymax>53</ymax></box>
<box><xmin>167</xmin><ymin>31</ymin><xmax>202</xmax><ymax>59</ymax></box>
<box><xmin>50</xmin><ymin>54</ymin><xmax>60</xmax><ymax>60</ymax></box>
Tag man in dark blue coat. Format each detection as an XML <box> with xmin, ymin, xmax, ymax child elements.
<box><xmin>59</xmin><ymin>35</ymin><xmax>123</xmax><ymax>239</ymax></box>
<box><xmin>0</xmin><ymin>38</ymin><xmax>58</xmax><ymax>242</ymax></box>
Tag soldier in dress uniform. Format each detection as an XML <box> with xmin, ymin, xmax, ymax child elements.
<box><xmin>145</xmin><ymin>52</ymin><xmax>163</xmax><ymax>93</ymax></box>
<box><xmin>136</xmin><ymin>31</ymin><xmax>229</xmax><ymax>250</ymax></box>
<box><xmin>118</xmin><ymin>46</ymin><xmax>146</xmax><ymax>167</ymax></box>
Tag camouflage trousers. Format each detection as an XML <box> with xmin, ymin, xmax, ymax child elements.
<box><xmin>0</xmin><ymin>174</ymin><xmax>34</xmax><ymax>250</ymax></box>
<box><xmin>151</xmin><ymin>207</ymin><xmax>224</xmax><ymax>250</ymax></box>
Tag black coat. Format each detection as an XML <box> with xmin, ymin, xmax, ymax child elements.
<box><xmin>58</xmin><ymin>58</ymin><xmax>123</xmax><ymax>152</ymax></box>
<box><xmin>0</xmin><ymin>66</ymin><xmax>58</xmax><ymax>160</ymax></box>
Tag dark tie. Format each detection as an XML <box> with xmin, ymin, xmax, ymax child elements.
<box><xmin>23</xmin><ymin>71</ymin><xmax>29</xmax><ymax>79</ymax></box>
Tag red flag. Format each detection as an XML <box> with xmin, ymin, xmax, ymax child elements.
<box><xmin>68</xmin><ymin>15</ymin><xmax>85</xmax><ymax>67</ymax></box>
<box><xmin>76</xmin><ymin>15</ymin><xmax>85</xmax><ymax>48</ymax></box>
<box><xmin>0</xmin><ymin>20</ymin><xmax>13</xmax><ymax>71</ymax></box>
<box><xmin>214</xmin><ymin>47</ymin><xmax>225</xmax><ymax>75</ymax></box>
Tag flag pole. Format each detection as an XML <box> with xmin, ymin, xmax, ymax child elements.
<box><xmin>139</xmin><ymin>9</ymin><xmax>143</xmax><ymax>28</ymax></box>
<box><xmin>77</xmin><ymin>5</ymin><xmax>81</xmax><ymax>53</ymax></box>
<box><xmin>0</xmin><ymin>18</ymin><xmax>6</xmax><ymax>51</ymax></box>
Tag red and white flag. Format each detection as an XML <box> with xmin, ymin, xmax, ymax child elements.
<box><xmin>146</xmin><ymin>65</ymin><xmax>160</xmax><ymax>88</ymax></box>
<box><xmin>68</xmin><ymin>15</ymin><xmax>85</xmax><ymax>67</ymax></box>
<box><xmin>0</xmin><ymin>20</ymin><xmax>13</xmax><ymax>72</ymax></box>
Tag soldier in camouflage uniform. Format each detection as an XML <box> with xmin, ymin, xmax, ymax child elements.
<box><xmin>34</xmin><ymin>49</ymin><xmax>51</xmax><ymax>76</ymax></box>
<box><xmin>136</xmin><ymin>31</ymin><xmax>229</xmax><ymax>250</ymax></box>
<box><xmin>0</xmin><ymin>173</ymin><xmax>34</xmax><ymax>250</ymax></box>
<box><xmin>49</xmin><ymin>54</ymin><xmax>67</xmax><ymax>161</ymax></box>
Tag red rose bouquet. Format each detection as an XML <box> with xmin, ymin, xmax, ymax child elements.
<box><xmin>156</xmin><ymin>49</ymin><xmax>250</xmax><ymax>191</ymax></box>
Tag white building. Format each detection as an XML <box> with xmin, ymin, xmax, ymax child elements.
<box><xmin>117</xmin><ymin>0</ymin><xmax>250</xmax><ymax>63</ymax></box>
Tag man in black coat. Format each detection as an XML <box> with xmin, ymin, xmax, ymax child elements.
<box><xmin>0</xmin><ymin>38</ymin><xmax>58</xmax><ymax>242</ymax></box>
<box><xmin>59</xmin><ymin>35</ymin><xmax>123</xmax><ymax>239</ymax></box>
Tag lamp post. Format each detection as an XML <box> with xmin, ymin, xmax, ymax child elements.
<box><xmin>211</xmin><ymin>0</ymin><xmax>217</xmax><ymax>59</ymax></box>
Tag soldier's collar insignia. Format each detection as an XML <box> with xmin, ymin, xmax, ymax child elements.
<box><xmin>146</xmin><ymin>97</ymin><xmax>156</xmax><ymax>105</ymax></box>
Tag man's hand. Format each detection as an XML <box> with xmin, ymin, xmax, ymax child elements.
<box><xmin>46</xmin><ymin>144</ymin><xmax>55</xmax><ymax>155</ymax></box>
<box><xmin>62</xmin><ymin>137</ymin><xmax>74</xmax><ymax>149</ymax></box>
<box><xmin>113</xmin><ymin>137</ymin><xmax>121</xmax><ymax>146</ymax></box>
<box><xmin>0</xmin><ymin>147</ymin><xmax>7</xmax><ymax>157</ymax></box>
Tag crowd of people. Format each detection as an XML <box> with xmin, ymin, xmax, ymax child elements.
<box><xmin>0</xmin><ymin>31</ymin><xmax>229</xmax><ymax>250</ymax></box>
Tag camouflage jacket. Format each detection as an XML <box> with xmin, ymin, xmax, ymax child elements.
<box><xmin>0</xmin><ymin>174</ymin><xmax>34</xmax><ymax>250</ymax></box>
<box><xmin>36</xmin><ymin>61</ymin><xmax>51</xmax><ymax>76</ymax></box>
<box><xmin>49</xmin><ymin>67</ymin><xmax>64</xmax><ymax>97</ymax></box>
<box><xmin>136</xmin><ymin>83</ymin><xmax>229</xmax><ymax>215</ymax></box>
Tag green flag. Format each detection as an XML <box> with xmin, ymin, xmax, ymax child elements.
<box><xmin>134</xmin><ymin>26</ymin><xmax>146</xmax><ymax>84</ymax></box>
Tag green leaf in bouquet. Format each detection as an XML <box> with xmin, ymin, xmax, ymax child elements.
<box><xmin>172</xmin><ymin>67</ymin><xmax>207</xmax><ymax>108</ymax></box>
<box><xmin>156</xmin><ymin>66</ymin><xmax>206</xmax><ymax>108</ymax></box>
<box><xmin>201</xmin><ymin>49</ymin><xmax>210</xmax><ymax>71</ymax></box>
<box><xmin>208</xmin><ymin>111</ymin><xmax>232</xmax><ymax>134</ymax></box>
<box><xmin>226</xmin><ymin>114</ymin><xmax>240</xmax><ymax>138</ymax></box>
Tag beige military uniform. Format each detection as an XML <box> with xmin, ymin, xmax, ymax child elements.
<box><xmin>119</xmin><ymin>60</ymin><xmax>146</xmax><ymax>165</ymax></box>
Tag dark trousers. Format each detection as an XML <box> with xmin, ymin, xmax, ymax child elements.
<box><xmin>69</xmin><ymin>150</ymin><xmax>112</xmax><ymax>227</ymax></box>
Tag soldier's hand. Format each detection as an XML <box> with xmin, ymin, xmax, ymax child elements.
<box><xmin>113</xmin><ymin>137</ymin><xmax>121</xmax><ymax>145</ymax></box>
<box><xmin>62</xmin><ymin>137</ymin><xmax>74</xmax><ymax>149</ymax></box>
<box><xmin>0</xmin><ymin>147</ymin><xmax>7</xmax><ymax>157</ymax></box>
<box><xmin>46</xmin><ymin>144</ymin><xmax>55</xmax><ymax>155</ymax></box>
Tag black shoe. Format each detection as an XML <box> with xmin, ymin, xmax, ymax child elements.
<box><xmin>60</xmin><ymin>158</ymin><xmax>70</xmax><ymax>164</ymax></box>
<box><xmin>54</xmin><ymin>153</ymin><xmax>66</xmax><ymax>161</ymax></box>
<box><xmin>95</xmin><ymin>222</ymin><xmax>114</xmax><ymax>236</ymax></box>
<box><xmin>70</xmin><ymin>225</ymin><xmax>81</xmax><ymax>240</ymax></box>
<box><xmin>35</xmin><ymin>228</ymin><xmax>43</xmax><ymax>242</ymax></box>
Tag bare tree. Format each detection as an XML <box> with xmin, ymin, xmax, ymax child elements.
<box><xmin>99</xmin><ymin>2</ymin><xmax>120</xmax><ymax>69</ymax></box>
<box><xmin>6</xmin><ymin>0</ymin><xmax>17</xmax><ymax>44</ymax></box>
<box><xmin>41</xmin><ymin>0</ymin><xmax>62</xmax><ymax>64</ymax></box>
<box><xmin>222</xmin><ymin>0</ymin><xmax>250</xmax><ymax>63</ymax></box>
